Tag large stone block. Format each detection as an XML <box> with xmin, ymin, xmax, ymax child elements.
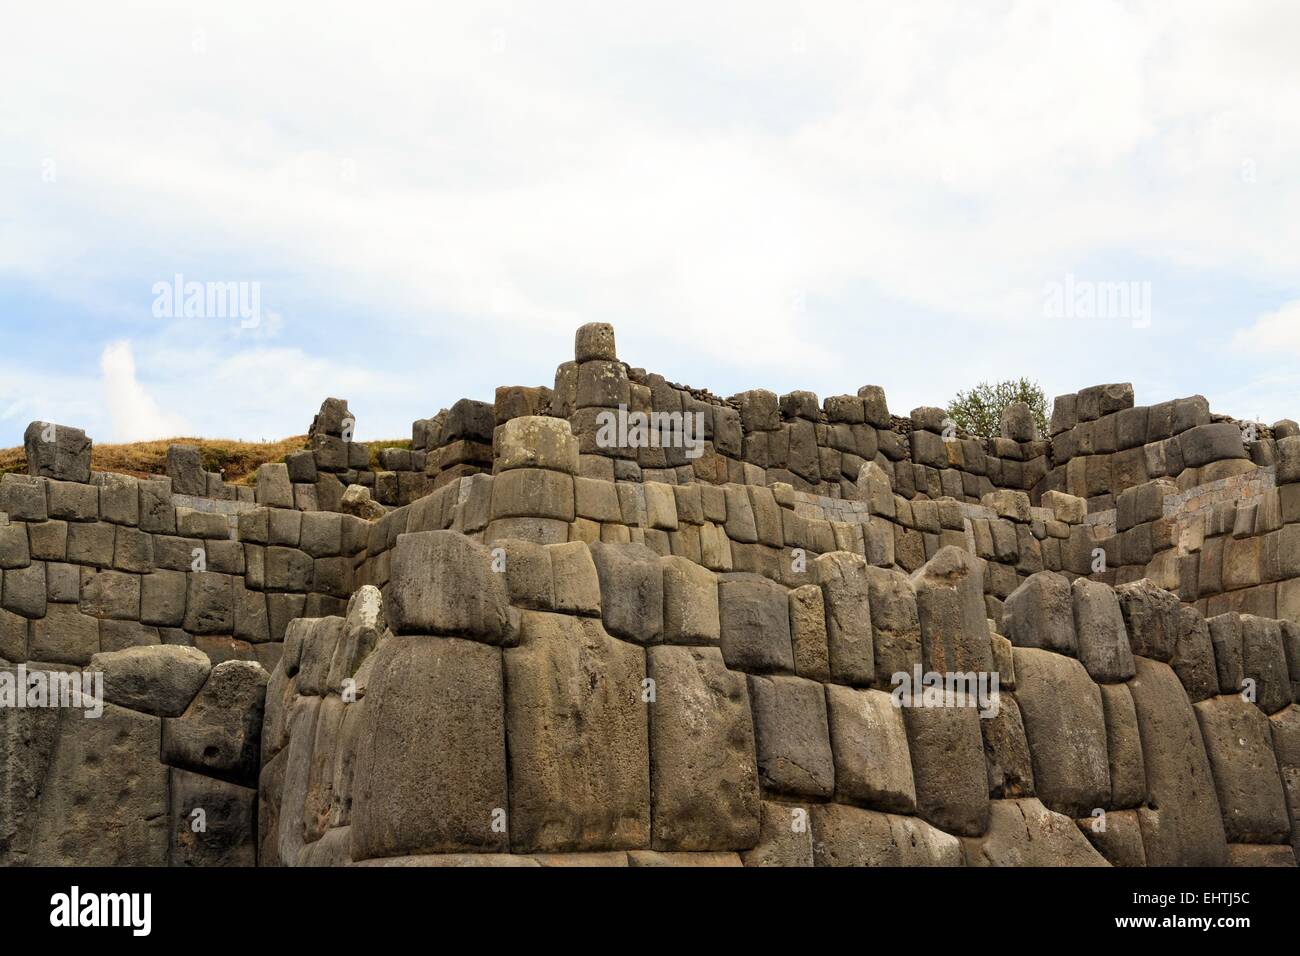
<box><xmin>660</xmin><ymin>555</ymin><xmax>719</xmax><ymax>645</ymax></box>
<box><xmin>810</xmin><ymin>803</ymin><xmax>961</xmax><ymax>866</ymax></box>
<box><xmin>860</xmin><ymin>566</ymin><xmax>921</xmax><ymax>686</ymax></box>
<box><xmin>902</xmin><ymin>701</ymin><xmax>989</xmax><ymax>837</ymax></box>
<box><xmin>1013</xmin><ymin>647</ymin><xmax>1110</xmax><ymax>817</ymax></box>
<box><xmin>647</xmin><ymin>645</ymin><xmax>760</xmax><ymax>850</ymax></box>
<box><xmin>496</xmin><ymin>416</ymin><xmax>580</xmax><ymax>475</ymax></box>
<box><xmin>89</xmin><ymin>644</ymin><xmax>210</xmax><ymax>717</ymax></box>
<box><xmin>826</xmin><ymin>684</ymin><xmax>916</xmax><ymax>812</ymax></box>
<box><xmin>911</xmin><ymin>546</ymin><xmax>992</xmax><ymax>675</ymax></box>
<box><xmin>350</xmin><ymin>637</ymin><xmax>508</xmax><ymax>860</ymax></box>
<box><xmin>169</xmin><ymin>768</ymin><xmax>257</xmax><ymax>867</ymax></box>
<box><xmin>1240</xmin><ymin>615</ymin><xmax>1293</xmax><ymax>715</ymax></box>
<box><xmin>1115</xmin><ymin>579</ymin><xmax>1179</xmax><ymax>663</ymax></box>
<box><xmin>490</xmin><ymin>468</ymin><xmax>574</xmax><ymax>522</ymax></box>
<box><xmin>1179</xmin><ymin>422</ymin><xmax>1246</xmax><ymax>468</ymax></box>
<box><xmin>1171</xmin><ymin>605</ymin><xmax>1220</xmax><ymax>703</ymax></box>
<box><xmin>1001</xmin><ymin>571</ymin><xmax>1078</xmax><ymax>655</ymax></box>
<box><xmin>1193</xmin><ymin>694</ymin><xmax>1290</xmax><ymax>843</ymax></box>
<box><xmin>27</xmin><ymin>703</ymin><xmax>168</xmax><ymax>865</ymax></box>
<box><xmin>504</xmin><ymin>612</ymin><xmax>649</xmax><ymax>852</ymax></box>
<box><xmin>741</xmin><ymin>799</ymin><xmax>814</xmax><ymax>867</ymax></box>
<box><xmin>748</xmin><ymin>674</ymin><xmax>834</xmax><ymax>798</ymax></box>
<box><xmin>788</xmin><ymin>584</ymin><xmax>830</xmax><ymax>681</ymax></box>
<box><xmin>980</xmin><ymin>694</ymin><xmax>1035</xmax><ymax>799</ymax></box>
<box><xmin>29</xmin><ymin>603</ymin><xmax>98</xmax><ymax>664</ymax></box>
<box><xmin>183</xmin><ymin>571</ymin><xmax>234</xmax><ymax>635</ymax></box>
<box><xmin>387</xmin><ymin>531</ymin><xmax>517</xmax><ymax>644</ymax></box>
<box><xmin>814</xmin><ymin>552</ymin><xmax>875</xmax><ymax>686</ymax></box>
<box><xmin>589</xmin><ymin>541</ymin><xmax>664</xmax><ymax>645</ymax></box>
<box><xmin>23</xmin><ymin>422</ymin><xmax>91</xmax><ymax>483</ymax></box>
<box><xmin>717</xmin><ymin>573</ymin><xmax>794</xmax><ymax>673</ymax></box>
<box><xmin>1072</xmin><ymin>577</ymin><xmax>1135</xmax><ymax>682</ymax></box>
<box><xmin>1099</xmin><ymin>683</ymin><xmax>1146</xmax><ymax>808</ymax></box>
<box><xmin>162</xmin><ymin>660</ymin><xmax>268</xmax><ymax>786</ymax></box>
<box><xmin>962</xmin><ymin>798</ymin><xmax>1107</xmax><ymax>866</ymax></box>
<box><xmin>1127</xmin><ymin>657</ymin><xmax>1227</xmax><ymax>865</ymax></box>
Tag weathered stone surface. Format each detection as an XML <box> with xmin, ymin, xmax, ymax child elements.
<box><xmin>1240</xmin><ymin>615</ymin><xmax>1293</xmax><ymax>715</ymax></box>
<box><xmin>504</xmin><ymin>612</ymin><xmax>649</xmax><ymax>852</ymax></box>
<box><xmin>811</xmin><ymin>803</ymin><xmax>961</xmax><ymax>866</ymax></box>
<box><xmin>1078</xmin><ymin>808</ymin><xmax>1146</xmax><ymax>866</ymax></box>
<box><xmin>912</xmin><ymin>546</ymin><xmax>992</xmax><ymax>675</ymax></box>
<box><xmin>865</xmin><ymin>566</ymin><xmax>922</xmax><ymax>687</ymax></box>
<box><xmin>647</xmin><ymin>645</ymin><xmax>759</xmax><ymax>850</ymax></box>
<box><xmin>351</xmin><ymin>637</ymin><xmax>508</xmax><ymax>860</ymax></box>
<box><xmin>588</xmin><ymin>541</ymin><xmax>664</xmax><ymax>645</ymax></box>
<box><xmin>748</xmin><ymin>674</ymin><xmax>834</xmax><ymax>798</ymax></box>
<box><xmin>387</xmin><ymin>531</ymin><xmax>517</xmax><ymax>644</ymax></box>
<box><xmin>1001</xmin><ymin>571</ymin><xmax>1077</xmax><ymax>655</ymax></box>
<box><xmin>29</xmin><ymin>704</ymin><xmax>168</xmax><ymax>865</ymax></box>
<box><xmin>1013</xmin><ymin>647</ymin><xmax>1110</xmax><ymax>817</ymax></box>
<box><xmin>24</xmin><ymin>422</ymin><xmax>91</xmax><ymax>483</ymax></box>
<box><xmin>29</xmin><ymin>603</ymin><xmax>98</xmax><ymax>665</ymax></box>
<box><xmin>981</xmin><ymin>694</ymin><xmax>1035</xmax><ymax>799</ymax></box>
<box><xmin>661</xmin><ymin>555</ymin><xmax>719</xmax><ymax>645</ymax></box>
<box><xmin>497</xmin><ymin>416</ymin><xmax>579</xmax><ymax>474</ymax></box>
<box><xmin>169</xmin><ymin>768</ymin><xmax>256</xmax><ymax>866</ymax></box>
<box><xmin>162</xmin><ymin>660</ymin><xmax>268</xmax><ymax>786</ymax></box>
<box><xmin>1072</xmin><ymin>577</ymin><xmax>1135</xmax><ymax>682</ymax></box>
<box><xmin>902</xmin><ymin>701</ymin><xmax>989</xmax><ymax>837</ymax></box>
<box><xmin>1172</xmin><ymin>605</ymin><xmax>1219</xmax><ymax>703</ymax></box>
<box><xmin>547</xmin><ymin>541</ymin><xmax>601</xmax><ymax>616</ymax></box>
<box><xmin>1193</xmin><ymin>695</ymin><xmax>1290</xmax><ymax>844</ymax></box>
<box><xmin>962</xmin><ymin>798</ymin><xmax>1107</xmax><ymax>866</ymax></box>
<box><xmin>1099</xmin><ymin>683</ymin><xmax>1146</xmax><ymax>808</ymax></box>
<box><xmin>717</xmin><ymin>573</ymin><xmax>794</xmax><ymax>673</ymax></box>
<box><xmin>740</xmin><ymin>800</ymin><xmax>814</xmax><ymax>867</ymax></box>
<box><xmin>814</xmin><ymin>552</ymin><xmax>875</xmax><ymax>685</ymax></box>
<box><xmin>826</xmin><ymin>684</ymin><xmax>916</xmax><ymax>812</ymax></box>
<box><xmin>788</xmin><ymin>584</ymin><xmax>830</xmax><ymax>681</ymax></box>
<box><xmin>89</xmin><ymin>644</ymin><xmax>210</xmax><ymax>717</ymax></box>
<box><xmin>1127</xmin><ymin>656</ymin><xmax>1227</xmax><ymax>865</ymax></box>
<box><xmin>1115</xmin><ymin>579</ymin><xmax>1179</xmax><ymax>663</ymax></box>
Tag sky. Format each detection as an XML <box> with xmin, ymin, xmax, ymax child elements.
<box><xmin>2</xmin><ymin>1</ymin><xmax>1299</xmax><ymax>448</ymax></box>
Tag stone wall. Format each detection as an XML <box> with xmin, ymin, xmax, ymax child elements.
<box><xmin>4</xmin><ymin>321</ymin><xmax>1299</xmax><ymax>866</ymax></box>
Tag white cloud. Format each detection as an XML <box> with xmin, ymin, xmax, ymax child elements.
<box><xmin>1233</xmin><ymin>300</ymin><xmax>1300</xmax><ymax>355</ymax></box>
<box><xmin>99</xmin><ymin>341</ymin><xmax>191</xmax><ymax>442</ymax></box>
<box><xmin>2</xmin><ymin>0</ymin><xmax>1299</xmax><ymax>441</ymax></box>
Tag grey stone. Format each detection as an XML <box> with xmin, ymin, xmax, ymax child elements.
<box><xmin>23</xmin><ymin>421</ymin><xmax>91</xmax><ymax>483</ymax></box>
<box><xmin>350</xmin><ymin>636</ymin><xmax>508</xmax><ymax>859</ymax></box>
<box><xmin>1072</xmin><ymin>578</ymin><xmax>1135</xmax><ymax>682</ymax></box>
<box><xmin>162</xmin><ymin>660</ymin><xmax>268</xmax><ymax>786</ymax></box>
<box><xmin>589</xmin><ymin>541</ymin><xmax>664</xmax><ymax>645</ymax></box>
<box><xmin>718</xmin><ymin>573</ymin><xmax>794</xmax><ymax>673</ymax></box>
<box><xmin>647</xmin><ymin>645</ymin><xmax>759</xmax><ymax>851</ymax></box>
<box><xmin>503</xmin><ymin>612</ymin><xmax>649</xmax><ymax>852</ymax></box>
<box><xmin>89</xmin><ymin>644</ymin><xmax>210</xmax><ymax>717</ymax></box>
<box><xmin>748</xmin><ymin>674</ymin><xmax>834</xmax><ymax>798</ymax></box>
<box><xmin>387</xmin><ymin>531</ymin><xmax>517</xmax><ymax>644</ymax></box>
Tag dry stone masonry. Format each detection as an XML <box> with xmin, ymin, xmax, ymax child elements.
<box><xmin>3</xmin><ymin>323</ymin><xmax>1299</xmax><ymax>866</ymax></box>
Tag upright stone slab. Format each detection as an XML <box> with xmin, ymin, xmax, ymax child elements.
<box><xmin>24</xmin><ymin>422</ymin><xmax>92</xmax><ymax>483</ymax></box>
<box><xmin>1071</xmin><ymin>578</ymin><xmax>1136</xmax><ymax>682</ymax></box>
<box><xmin>1127</xmin><ymin>657</ymin><xmax>1227</xmax><ymax>866</ymax></box>
<box><xmin>647</xmin><ymin>645</ymin><xmax>760</xmax><ymax>851</ymax></box>
<box><xmin>1001</xmin><ymin>571</ymin><xmax>1078</xmax><ymax>655</ymax></box>
<box><xmin>911</xmin><ymin>546</ymin><xmax>992</xmax><ymax>675</ymax></box>
<box><xmin>350</xmin><ymin>636</ymin><xmax>508</xmax><ymax>860</ymax></box>
<box><xmin>1193</xmin><ymin>695</ymin><xmax>1290</xmax><ymax>844</ymax></box>
<box><xmin>504</xmin><ymin>612</ymin><xmax>649</xmax><ymax>852</ymax></box>
<box><xmin>1013</xmin><ymin>647</ymin><xmax>1110</xmax><ymax>817</ymax></box>
<box><xmin>814</xmin><ymin>552</ymin><xmax>875</xmax><ymax>686</ymax></box>
<box><xmin>30</xmin><ymin>704</ymin><xmax>168</xmax><ymax>865</ymax></box>
<box><xmin>825</xmin><ymin>684</ymin><xmax>916</xmax><ymax>812</ymax></box>
<box><xmin>962</xmin><ymin>798</ymin><xmax>1107</xmax><ymax>867</ymax></box>
<box><xmin>901</xmin><ymin>701</ymin><xmax>989</xmax><ymax>837</ymax></box>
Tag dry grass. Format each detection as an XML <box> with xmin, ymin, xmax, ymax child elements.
<box><xmin>1</xmin><ymin>434</ymin><xmax>414</xmax><ymax>485</ymax></box>
<box><xmin>0</xmin><ymin>436</ymin><xmax>309</xmax><ymax>485</ymax></box>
